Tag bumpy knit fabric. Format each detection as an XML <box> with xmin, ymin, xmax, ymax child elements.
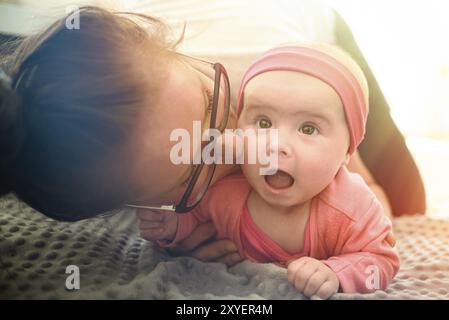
<box><xmin>1</xmin><ymin>193</ymin><xmax>448</xmax><ymax>299</ymax></box>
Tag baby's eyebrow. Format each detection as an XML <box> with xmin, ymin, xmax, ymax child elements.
<box><xmin>297</xmin><ymin>111</ymin><xmax>332</xmax><ymax>125</ymax></box>
<box><xmin>245</xmin><ymin>103</ymin><xmax>332</xmax><ymax>124</ymax></box>
<box><xmin>244</xmin><ymin>103</ymin><xmax>273</xmax><ymax>115</ymax></box>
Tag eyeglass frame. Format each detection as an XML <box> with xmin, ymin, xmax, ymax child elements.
<box><xmin>125</xmin><ymin>54</ymin><xmax>231</xmax><ymax>214</ymax></box>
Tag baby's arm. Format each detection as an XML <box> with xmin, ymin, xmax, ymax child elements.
<box><xmin>321</xmin><ymin>199</ymin><xmax>400</xmax><ymax>293</ymax></box>
<box><xmin>347</xmin><ymin>151</ymin><xmax>392</xmax><ymax>219</ymax></box>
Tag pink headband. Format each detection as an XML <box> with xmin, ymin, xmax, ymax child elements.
<box><xmin>237</xmin><ymin>46</ymin><xmax>368</xmax><ymax>155</ymax></box>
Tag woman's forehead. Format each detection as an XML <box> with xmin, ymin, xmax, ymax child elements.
<box><xmin>138</xmin><ymin>60</ymin><xmax>206</xmax><ymax>135</ymax></box>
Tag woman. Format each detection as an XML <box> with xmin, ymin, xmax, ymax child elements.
<box><xmin>0</xmin><ymin>5</ymin><xmax>425</xmax><ymax>266</ymax></box>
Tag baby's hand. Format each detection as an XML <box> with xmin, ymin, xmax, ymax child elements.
<box><xmin>287</xmin><ymin>257</ymin><xmax>339</xmax><ymax>299</ymax></box>
<box><xmin>136</xmin><ymin>209</ymin><xmax>178</xmax><ymax>242</ymax></box>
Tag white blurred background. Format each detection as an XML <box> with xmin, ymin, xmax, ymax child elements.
<box><xmin>328</xmin><ymin>0</ymin><xmax>449</xmax><ymax>218</ymax></box>
<box><xmin>329</xmin><ymin>0</ymin><xmax>449</xmax><ymax>140</ymax></box>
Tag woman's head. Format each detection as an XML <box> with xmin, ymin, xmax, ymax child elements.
<box><xmin>0</xmin><ymin>6</ymin><xmax>189</xmax><ymax>220</ymax></box>
<box><xmin>129</xmin><ymin>55</ymin><xmax>230</xmax><ymax>208</ymax></box>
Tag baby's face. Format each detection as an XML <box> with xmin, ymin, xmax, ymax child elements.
<box><xmin>238</xmin><ymin>71</ymin><xmax>350</xmax><ymax>208</ymax></box>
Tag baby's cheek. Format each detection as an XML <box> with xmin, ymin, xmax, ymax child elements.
<box><xmin>296</xmin><ymin>158</ymin><xmax>339</xmax><ymax>192</ymax></box>
<box><xmin>240</xmin><ymin>163</ymin><xmax>264</xmax><ymax>191</ymax></box>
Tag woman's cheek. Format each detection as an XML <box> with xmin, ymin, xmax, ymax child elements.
<box><xmin>216</xmin><ymin>131</ymin><xmax>244</xmax><ymax>164</ymax></box>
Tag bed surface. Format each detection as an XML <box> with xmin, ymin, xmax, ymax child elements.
<box><xmin>1</xmin><ymin>193</ymin><xmax>449</xmax><ymax>299</ymax></box>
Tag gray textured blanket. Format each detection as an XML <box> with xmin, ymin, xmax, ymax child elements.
<box><xmin>1</xmin><ymin>193</ymin><xmax>448</xmax><ymax>299</ymax></box>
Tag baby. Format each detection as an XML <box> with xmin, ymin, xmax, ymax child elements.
<box><xmin>144</xmin><ymin>44</ymin><xmax>400</xmax><ymax>299</ymax></box>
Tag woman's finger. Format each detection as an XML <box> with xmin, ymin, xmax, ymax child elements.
<box><xmin>140</xmin><ymin>227</ymin><xmax>165</xmax><ymax>241</ymax></box>
<box><xmin>138</xmin><ymin>220</ymin><xmax>163</xmax><ymax>230</ymax></box>
<box><xmin>178</xmin><ymin>222</ymin><xmax>217</xmax><ymax>252</ymax></box>
<box><xmin>136</xmin><ymin>208</ymin><xmax>165</xmax><ymax>222</ymax></box>
<box><xmin>216</xmin><ymin>252</ymin><xmax>244</xmax><ymax>266</ymax></box>
<box><xmin>191</xmin><ymin>239</ymin><xmax>238</xmax><ymax>262</ymax></box>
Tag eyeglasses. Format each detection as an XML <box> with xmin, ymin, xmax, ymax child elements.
<box><xmin>125</xmin><ymin>54</ymin><xmax>231</xmax><ymax>214</ymax></box>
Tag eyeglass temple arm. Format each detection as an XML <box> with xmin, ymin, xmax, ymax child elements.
<box><xmin>125</xmin><ymin>204</ymin><xmax>177</xmax><ymax>212</ymax></box>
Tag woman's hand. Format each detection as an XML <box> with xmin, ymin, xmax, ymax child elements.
<box><xmin>167</xmin><ymin>222</ymin><xmax>244</xmax><ymax>266</ymax></box>
<box><xmin>137</xmin><ymin>209</ymin><xmax>178</xmax><ymax>242</ymax></box>
<box><xmin>137</xmin><ymin>210</ymin><xmax>243</xmax><ymax>266</ymax></box>
<box><xmin>287</xmin><ymin>257</ymin><xmax>339</xmax><ymax>299</ymax></box>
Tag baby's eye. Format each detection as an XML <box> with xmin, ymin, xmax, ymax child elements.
<box><xmin>299</xmin><ymin>124</ymin><xmax>318</xmax><ymax>135</ymax></box>
<box><xmin>257</xmin><ymin>118</ymin><xmax>272</xmax><ymax>129</ymax></box>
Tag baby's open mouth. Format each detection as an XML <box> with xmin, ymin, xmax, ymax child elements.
<box><xmin>264</xmin><ymin>170</ymin><xmax>294</xmax><ymax>190</ymax></box>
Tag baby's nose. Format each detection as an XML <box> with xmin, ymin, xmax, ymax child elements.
<box><xmin>268</xmin><ymin>132</ymin><xmax>293</xmax><ymax>158</ymax></box>
<box><xmin>278</xmin><ymin>143</ymin><xmax>293</xmax><ymax>157</ymax></box>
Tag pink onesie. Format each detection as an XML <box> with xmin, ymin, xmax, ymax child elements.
<box><xmin>162</xmin><ymin>166</ymin><xmax>400</xmax><ymax>293</ymax></box>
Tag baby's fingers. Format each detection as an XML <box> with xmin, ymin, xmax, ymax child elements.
<box><xmin>303</xmin><ymin>271</ymin><xmax>328</xmax><ymax>297</ymax></box>
<box><xmin>286</xmin><ymin>258</ymin><xmax>307</xmax><ymax>283</ymax></box>
<box><xmin>315</xmin><ymin>281</ymin><xmax>338</xmax><ymax>300</ymax></box>
<box><xmin>293</xmin><ymin>266</ymin><xmax>318</xmax><ymax>293</ymax></box>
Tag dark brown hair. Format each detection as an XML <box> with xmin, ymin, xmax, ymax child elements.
<box><xmin>0</xmin><ymin>6</ymin><xmax>179</xmax><ymax>221</ymax></box>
